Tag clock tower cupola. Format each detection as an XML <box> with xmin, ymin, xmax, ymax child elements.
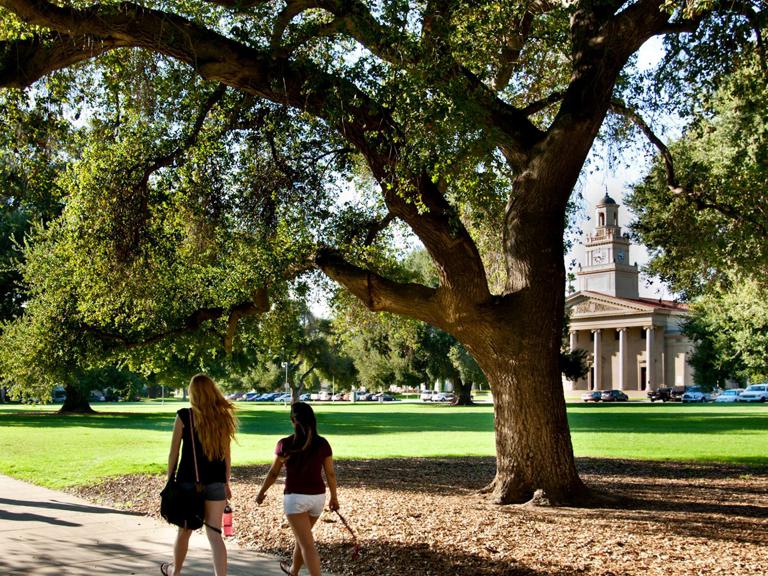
<box><xmin>576</xmin><ymin>194</ymin><xmax>639</xmax><ymax>299</ymax></box>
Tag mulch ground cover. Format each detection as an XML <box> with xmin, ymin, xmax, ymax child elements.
<box><xmin>72</xmin><ymin>457</ymin><xmax>768</xmax><ymax>576</ymax></box>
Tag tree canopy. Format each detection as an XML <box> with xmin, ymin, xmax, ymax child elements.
<box><xmin>627</xmin><ymin>49</ymin><xmax>767</xmax><ymax>385</ymax></box>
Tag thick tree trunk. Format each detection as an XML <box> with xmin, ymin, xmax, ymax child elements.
<box><xmin>452</xmin><ymin>375</ymin><xmax>474</xmax><ymax>406</ymax></box>
<box><xmin>465</xmin><ymin>296</ymin><xmax>588</xmax><ymax>505</ymax></box>
<box><xmin>482</xmin><ymin>366</ymin><xmax>586</xmax><ymax>505</ymax></box>
<box><xmin>59</xmin><ymin>383</ymin><xmax>95</xmax><ymax>414</ymax></box>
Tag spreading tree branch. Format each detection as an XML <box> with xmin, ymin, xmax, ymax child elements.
<box><xmin>610</xmin><ymin>99</ymin><xmax>768</xmax><ymax>236</ymax></box>
<box><xmin>315</xmin><ymin>247</ymin><xmax>443</xmax><ymax>326</ymax></box>
<box><xmin>609</xmin><ymin>99</ymin><xmax>678</xmax><ymax>187</ymax></box>
<box><xmin>83</xmin><ymin>290</ymin><xmax>269</xmax><ymax>353</ymax></box>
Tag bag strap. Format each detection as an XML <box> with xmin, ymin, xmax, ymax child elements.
<box><xmin>189</xmin><ymin>409</ymin><xmax>201</xmax><ymax>484</ymax></box>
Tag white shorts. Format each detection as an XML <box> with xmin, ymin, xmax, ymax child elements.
<box><xmin>283</xmin><ymin>493</ymin><xmax>326</xmax><ymax>517</ymax></box>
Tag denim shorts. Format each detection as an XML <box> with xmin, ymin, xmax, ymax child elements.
<box><xmin>283</xmin><ymin>493</ymin><xmax>326</xmax><ymax>517</ymax></box>
<box><xmin>179</xmin><ymin>482</ymin><xmax>227</xmax><ymax>501</ymax></box>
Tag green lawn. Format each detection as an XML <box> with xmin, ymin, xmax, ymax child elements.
<box><xmin>0</xmin><ymin>400</ymin><xmax>765</xmax><ymax>488</ymax></box>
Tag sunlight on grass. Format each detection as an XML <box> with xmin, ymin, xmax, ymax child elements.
<box><xmin>0</xmin><ymin>401</ymin><xmax>765</xmax><ymax>488</ymax></box>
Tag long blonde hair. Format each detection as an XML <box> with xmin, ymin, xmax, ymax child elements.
<box><xmin>189</xmin><ymin>373</ymin><xmax>237</xmax><ymax>461</ymax></box>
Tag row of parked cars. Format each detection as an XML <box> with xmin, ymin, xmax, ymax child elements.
<box><xmin>581</xmin><ymin>390</ymin><xmax>629</xmax><ymax>402</ymax></box>
<box><xmin>648</xmin><ymin>384</ymin><xmax>768</xmax><ymax>403</ymax></box>
<box><xmin>228</xmin><ymin>391</ymin><xmax>397</xmax><ymax>402</ymax></box>
<box><xmin>583</xmin><ymin>384</ymin><xmax>768</xmax><ymax>403</ymax></box>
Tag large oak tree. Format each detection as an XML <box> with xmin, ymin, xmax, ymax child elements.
<box><xmin>0</xmin><ymin>0</ymin><xmax>761</xmax><ymax>503</ymax></box>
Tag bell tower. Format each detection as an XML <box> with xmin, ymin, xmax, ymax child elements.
<box><xmin>577</xmin><ymin>194</ymin><xmax>639</xmax><ymax>299</ymax></box>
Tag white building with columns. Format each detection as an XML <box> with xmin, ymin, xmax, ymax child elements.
<box><xmin>565</xmin><ymin>194</ymin><xmax>695</xmax><ymax>394</ymax></box>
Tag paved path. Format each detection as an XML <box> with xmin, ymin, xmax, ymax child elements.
<box><xmin>0</xmin><ymin>475</ymin><xmax>294</xmax><ymax>575</ymax></box>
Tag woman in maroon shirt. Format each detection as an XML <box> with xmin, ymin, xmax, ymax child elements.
<box><xmin>256</xmin><ymin>402</ymin><xmax>339</xmax><ymax>576</ymax></box>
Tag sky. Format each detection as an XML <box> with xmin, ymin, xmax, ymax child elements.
<box><xmin>568</xmin><ymin>35</ymin><xmax>677</xmax><ymax>300</ymax></box>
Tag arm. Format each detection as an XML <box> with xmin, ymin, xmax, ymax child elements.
<box><xmin>167</xmin><ymin>415</ymin><xmax>183</xmax><ymax>481</ymax></box>
<box><xmin>323</xmin><ymin>456</ymin><xmax>339</xmax><ymax>511</ymax></box>
<box><xmin>225</xmin><ymin>444</ymin><xmax>232</xmax><ymax>500</ymax></box>
<box><xmin>255</xmin><ymin>455</ymin><xmax>284</xmax><ymax>504</ymax></box>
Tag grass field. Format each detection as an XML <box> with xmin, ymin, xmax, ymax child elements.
<box><xmin>0</xmin><ymin>400</ymin><xmax>765</xmax><ymax>488</ymax></box>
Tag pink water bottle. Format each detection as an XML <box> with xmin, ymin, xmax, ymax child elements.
<box><xmin>222</xmin><ymin>504</ymin><xmax>233</xmax><ymax>537</ymax></box>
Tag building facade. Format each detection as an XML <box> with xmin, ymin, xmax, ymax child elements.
<box><xmin>565</xmin><ymin>194</ymin><xmax>695</xmax><ymax>394</ymax></box>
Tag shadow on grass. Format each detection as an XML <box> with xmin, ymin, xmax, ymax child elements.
<box><xmin>2</xmin><ymin>403</ymin><xmax>766</xmax><ymax>440</ymax></box>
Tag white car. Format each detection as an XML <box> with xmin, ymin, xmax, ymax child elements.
<box><xmin>738</xmin><ymin>384</ymin><xmax>768</xmax><ymax>403</ymax></box>
<box><xmin>432</xmin><ymin>391</ymin><xmax>455</xmax><ymax>402</ymax></box>
<box><xmin>681</xmin><ymin>387</ymin><xmax>715</xmax><ymax>403</ymax></box>
<box><xmin>714</xmin><ymin>389</ymin><xmax>744</xmax><ymax>403</ymax></box>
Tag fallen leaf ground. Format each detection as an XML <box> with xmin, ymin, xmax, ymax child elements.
<box><xmin>72</xmin><ymin>458</ymin><xmax>768</xmax><ymax>575</ymax></box>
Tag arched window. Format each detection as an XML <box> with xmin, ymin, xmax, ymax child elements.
<box><xmin>598</xmin><ymin>213</ymin><xmax>605</xmax><ymax>226</ymax></box>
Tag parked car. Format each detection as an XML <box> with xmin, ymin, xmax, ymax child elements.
<box><xmin>371</xmin><ymin>392</ymin><xmax>395</xmax><ymax>402</ymax></box>
<box><xmin>273</xmin><ymin>393</ymin><xmax>292</xmax><ymax>402</ymax></box>
<box><xmin>600</xmin><ymin>390</ymin><xmax>628</xmax><ymax>402</ymax></box>
<box><xmin>738</xmin><ymin>383</ymin><xmax>768</xmax><ymax>403</ymax></box>
<box><xmin>243</xmin><ymin>391</ymin><xmax>260</xmax><ymax>401</ymax></box>
<box><xmin>433</xmin><ymin>392</ymin><xmax>455</xmax><ymax>402</ymax></box>
<box><xmin>714</xmin><ymin>389</ymin><xmax>744</xmax><ymax>403</ymax></box>
<box><xmin>420</xmin><ymin>390</ymin><xmax>434</xmax><ymax>402</ymax></box>
<box><xmin>52</xmin><ymin>387</ymin><xmax>66</xmax><ymax>403</ymax></box>
<box><xmin>681</xmin><ymin>386</ymin><xmax>717</xmax><ymax>403</ymax></box>
<box><xmin>90</xmin><ymin>390</ymin><xmax>105</xmax><ymax>402</ymax></box>
<box><xmin>331</xmin><ymin>393</ymin><xmax>345</xmax><ymax>401</ymax></box>
<box><xmin>299</xmin><ymin>393</ymin><xmax>311</xmax><ymax>401</ymax></box>
<box><xmin>647</xmin><ymin>387</ymin><xmax>684</xmax><ymax>402</ymax></box>
<box><xmin>581</xmin><ymin>391</ymin><xmax>602</xmax><ymax>402</ymax></box>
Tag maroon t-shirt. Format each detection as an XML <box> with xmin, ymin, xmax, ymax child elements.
<box><xmin>275</xmin><ymin>435</ymin><xmax>332</xmax><ymax>495</ymax></box>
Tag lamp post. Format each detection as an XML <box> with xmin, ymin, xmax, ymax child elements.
<box><xmin>282</xmin><ymin>360</ymin><xmax>289</xmax><ymax>403</ymax></box>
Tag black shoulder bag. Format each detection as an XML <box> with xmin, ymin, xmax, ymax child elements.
<box><xmin>160</xmin><ymin>409</ymin><xmax>206</xmax><ymax>530</ymax></box>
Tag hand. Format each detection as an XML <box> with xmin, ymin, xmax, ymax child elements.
<box><xmin>225</xmin><ymin>483</ymin><xmax>232</xmax><ymax>500</ymax></box>
<box><xmin>256</xmin><ymin>492</ymin><xmax>266</xmax><ymax>505</ymax></box>
<box><xmin>329</xmin><ymin>496</ymin><xmax>339</xmax><ymax>511</ymax></box>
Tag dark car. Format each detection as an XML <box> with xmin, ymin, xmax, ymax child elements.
<box><xmin>647</xmin><ymin>387</ymin><xmax>684</xmax><ymax>402</ymax></box>
<box><xmin>581</xmin><ymin>391</ymin><xmax>602</xmax><ymax>402</ymax></box>
<box><xmin>600</xmin><ymin>390</ymin><xmax>629</xmax><ymax>402</ymax></box>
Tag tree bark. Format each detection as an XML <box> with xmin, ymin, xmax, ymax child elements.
<box><xmin>465</xmin><ymin>316</ymin><xmax>587</xmax><ymax>505</ymax></box>
<box><xmin>59</xmin><ymin>383</ymin><xmax>95</xmax><ymax>414</ymax></box>
<box><xmin>451</xmin><ymin>374</ymin><xmax>474</xmax><ymax>406</ymax></box>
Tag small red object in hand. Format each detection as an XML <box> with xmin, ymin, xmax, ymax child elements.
<box><xmin>222</xmin><ymin>504</ymin><xmax>233</xmax><ymax>537</ymax></box>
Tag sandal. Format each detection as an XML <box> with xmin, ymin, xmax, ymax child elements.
<box><xmin>279</xmin><ymin>560</ymin><xmax>295</xmax><ymax>575</ymax></box>
<box><xmin>160</xmin><ymin>562</ymin><xmax>173</xmax><ymax>576</ymax></box>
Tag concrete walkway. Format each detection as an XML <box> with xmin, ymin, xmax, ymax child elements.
<box><xmin>0</xmin><ymin>475</ymin><xmax>293</xmax><ymax>575</ymax></box>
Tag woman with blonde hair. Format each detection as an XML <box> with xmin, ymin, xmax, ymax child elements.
<box><xmin>161</xmin><ymin>374</ymin><xmax>237</xmax><ymax>576</ymax></box>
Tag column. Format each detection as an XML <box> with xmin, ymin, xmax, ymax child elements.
<box><xmin>569</xmin><ymin>331</ymin><xmax>577</xmax><ymax>352</ymax></box>
<box><xmin>617</xmin><ymin>328</ymin><xmax>627</xmax><ymax>390</ymax></box>
<box><xmin>645</xmin><ymin>326</ymin><xmax>654</xmax><ymax>390</ymax></box>
<box><xmin>592</xmin><ymin>329</ymin><xmax>602</xmax><ymax>390</ymax></box>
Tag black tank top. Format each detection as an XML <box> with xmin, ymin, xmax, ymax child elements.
<box><xmin>175</xmin><ymin>408</ymin><xmax>227</xmax><ymax>484</ymax></box>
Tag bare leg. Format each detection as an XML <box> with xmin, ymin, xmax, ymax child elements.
<box><xmin>172</xmin><ymin>527</ymin><xmax>193</xmax><ymax>575</ymax></box>
<box><xmin>205</xmin><ymin>499</ymin><xmax>228</xmax><ymax>576</ymax></box>
<box><xmin>290</xmin><ymin>515</ymin><xmax>320</xmax><ymax>575</ymax></box>
<box><xmin>286</xmin><ymin>512</ymin><xmax>321</xmax><ymax>576</ymax></box>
